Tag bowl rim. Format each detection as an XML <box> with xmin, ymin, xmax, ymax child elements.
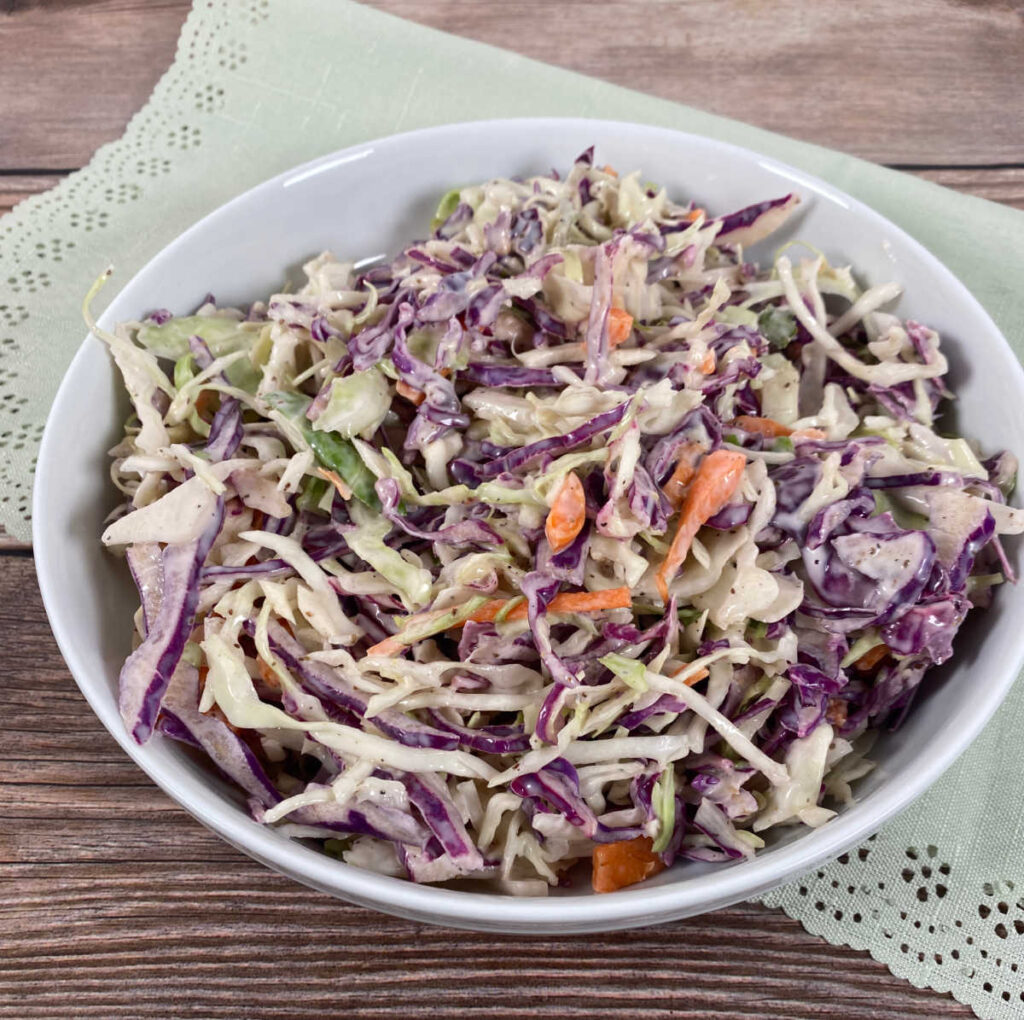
<box><xmin>33</xmin><ymin>116</ymin><xmax>1024</xmax><ymax>932</ymax></box>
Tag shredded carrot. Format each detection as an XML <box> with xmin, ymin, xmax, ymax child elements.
<box><xmin>853</xmin><ymin>643</ymin><xmax>889</xmax><ymax>673</ymax></box>
<box><xmin>607</xmin><ymin>307</ymin><xmax>634</xmax><ymax>347</ymax></box>
<box><xmin>397</xmin><ymin>368</ymin><xmax>451</xmax><ymax>407</ymax></box>
<box><xmin>669</xmin><ymin>664</ymin><xmax>710</xmax><ymax>687</ymax></box>
<box><xmin>364</xmin><ymin>586</ymin><xmax>633</xmax><ymax>657</ymax></box>
<box><xmin>396</xmin><ymin>379</ymin><xmax>426</xmax><ymax>406</ymax></box>
<box><xmin>195</xmin><ymin>388</ymin><xmax>217</xmax><ymax>420</ymax></box>
<box><xmin>545</xmin><ymin>472</ymin><xmax>586</xmax><ymax>553</ymax></box>
<box><xmin>602</xmin><ymin>164</ymin><xmax>618</xmax><ymax>177</ymax></box>
<box><xmin>592</xmin><ymin>836</ymin><xmax>666</xmax><ymax>893</ymax></box>
<box><xmin>257</xmin><ymin>658</ymin><xmax>281</xmax><ymax>690</ymax></box>
<box><xmin>731</xmin><ymin>415</ymin><xmax>791</xmax><ymax>439</ymax></box>
<box><xmin>826</xmin><ymin>696</ymin><xmax>848</xmax><ymax>727</ymax></box>
<box><xmin>655</xmin><ymin>449</ymin><xmax>747</xmax><ymax>603</ymax></box>
<box><xmin>490</xmin><ymin>587</ymin><xmax>631</xmax><ymax>624</ymax></box>
<box><xmin>730</xmin><ymin>416</ymin><xmax>827</xmax><ymax>441</ymax></box>
<box><xmin>700</xmin><ymin>349</ymin><xmax>716</xmax><ymax>375</ymax></box>
<box><xmin>662</xmin><ymin>441</ymin><xmax>705</xmax><ymax>509</ymax></box>
<box><xmin>208</xmin><ymin>704</ymin><xmax>244</xmax><ymax>734</ymax></box>
<box><xmin>685</xmin><ymin>207</ymin><xmax>706</xmax><ymax>222</ymax></box>
<box><xmin>317</xmin><ymin>466</ymin><xmax>352</xmax><ymax>501</ymax></box>
<box><xmin>364</xmin><ymin>631</ymin><xmax>423</xmax><ymax>659</ymax></box>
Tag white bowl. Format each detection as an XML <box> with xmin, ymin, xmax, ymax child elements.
<box><xmin>34</xmin><ymin>118</ymin><xmax>1024</xmax><ymax>933</ymax></box>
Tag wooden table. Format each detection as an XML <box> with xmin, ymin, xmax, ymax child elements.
<box><xmin>4</xmin><ymin>2</ymin><xmax>1021</xmax><ymax>1016</ymax></box>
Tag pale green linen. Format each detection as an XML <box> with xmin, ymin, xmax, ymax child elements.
<box><xmin>3</xmin><ymin>1</ymin><xmax>1023</xmax><ymax>1013</ymax></box>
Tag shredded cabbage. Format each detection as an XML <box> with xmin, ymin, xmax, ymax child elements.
<box><xmin>98</xmin><ymin>150</ymin><xmax>1019</xmax><ymax>896</ymax></box>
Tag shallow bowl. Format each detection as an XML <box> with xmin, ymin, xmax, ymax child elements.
<box><xmin>33</xmin><ymin>118</ymin><xmax>1024</xmax><ymax>933</ymax></box>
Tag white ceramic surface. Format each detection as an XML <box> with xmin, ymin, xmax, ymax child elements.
<box><xmin>33</xmin><ymin>118</ymin><xmax>1024</xmax><ymax>933</ymax></box>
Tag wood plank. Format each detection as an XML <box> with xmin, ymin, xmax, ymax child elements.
<box><xmin>912</xmin><ymin>166</ymin><xmax>1024</xmax><ymax>211</ymax></box>
<box><xmin>365</xmin><ymin>0</ymin><xmax>1024</xmax><ymax>165</ymax></box>
<box><xmin>0</xmin><ymin>0</ymin><xmax>1023</xmax><ymax>169</ymax></box>
<box><xmin>0</xmin><ymin>558</ymin><xmax>974</xmax><ymax>1019</ymax></box>
<box><xmin>0</xmin><ymin>2</ymin><xmax>1017</xmax><ymax>1012</ymax></box>
<box><xmin>0</xmin><ymin>175</ymin><xmax>67</xmax><ymax>217</ymax></box>
<box><xmin>0</xmin><ymin>878</ymin><xmax>970</xmax><ymax>1020</ymax></box>
<box><xmin>0</xmin><ymin>0</ymin><xmax>188</xmax><ymax>172</ymax></box>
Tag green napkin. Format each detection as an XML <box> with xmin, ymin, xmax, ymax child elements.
<box><xmin>4</xmin><ymin>2</ymin><xmax>1023</xmax><ymax>1013</ymax></box>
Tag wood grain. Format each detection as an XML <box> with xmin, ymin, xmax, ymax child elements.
<box><xmin>365</xmin><ymin>0</ymin><xmax>1024</xmax><ymax>166</ymax></box>
<box><xmin>0</xmin><ymin>0</ymin><xmax>1020</xmax><ymax>1015</ymax></box>
<box><xmin>912</xmin><ymin>167</ymin><xmax>1024</xmax><ymax>210</ymax></box>
<box><xmin>0</xmin><ymin>175</ymin><xmax>66</xmax><ymax>218</ymax></box>
<box><xmin>0</xmin><ymin>557</ymin><xmax>973</xmax><ymax>1019</ymax></box>
<box><xmin>1</xmin><ymin>0</ymin><xmax>1024</xmax><ymax>169</ymax></box>
<box><xmin>0</xmin><ymin>0</ymin><xmax>187</xmax><ymax>172</ymax></box>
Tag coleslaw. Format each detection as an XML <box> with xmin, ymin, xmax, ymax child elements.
<box><xmin>93</xmin><ymin>149</ymin><xmax>1022</xmax><ymax>895</ymax></box>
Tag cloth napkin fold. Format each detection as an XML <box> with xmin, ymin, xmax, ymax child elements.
<box><xmin>4</xmin><ymin>1</ymin><xmax>1024</xmax><ymax>1013</ymax></box>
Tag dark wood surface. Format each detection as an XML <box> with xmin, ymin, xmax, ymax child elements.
<box><xmin>0</xmin><ymin>556</ymin><xmax>973</xmax><ymax>1018</ymax></box>
<box><xmin>2</xmin><ymin>0</ymin><xmax>1023</xmax><ymax>168</ymax></box>
<box><xmin>5</xmin><ymin>0</ymin><xmax>1020</xmax><ymax>1016</ymax></box>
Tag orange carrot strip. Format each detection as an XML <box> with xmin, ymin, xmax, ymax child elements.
<box><xmin>195</xmin><ymin>389</ymin><xmax>217</xmax><ymax>420</ymax></box>
<box><xmin>685</xmin><ymin>208</ymin><xmax>706</xmax><ymax>222</ymax></box>
<box><xmin>523</xmin><ymin>587</ymin><xmax>631</xmax><ymax>619</ymax></box>
<box><xmin>700</xmin><ymin>350</ymin><xmax>716</xmax><ymax>375</ymax></box>
<box><xmin>731</xmin><ymin>416</ymin><xmax>827</xmax><ymax>441</ymax></box>
<box><xmin>455</xmin><ymin>601</ymin><xmax>505</xmax><ymax>626</ymax></box>
<box><xmin>208</xmin><ymin>704</ymin><xmax>244</xmax><ymax>734</ymax></box>
<box><xmin>853</xmin><ymin>643</ymin><xmax>889</xmax><ymax>672</ymax></box>
<box><xmin>602</xmin><ymin>165</ymin><xmax>618</xmax><ymax>177</ymax></box>
<box><xmin>257</xmin><ymin>658</ymin><xmax>281</xmax><ymax>690</ymax></box>
<box><xmin>608</xmin><ymin>307</ymin><xmax>634</xmax><ymax>347</ymax></box>
<box><xmin>545</xmin><ymin>472</ymin><xmax>586</xmax><ymax>553</ymax></box>
<box><xmin>396</xmin><ymin>379</ymin><xmax>426</xmax><ymax>406</ymax></box>
<box><xmin>670</xmin><ymin>664</ymin><xmax>710</xmax><ymax>687</ymax></box>
<box><xmin>364</xmin><ymin>587</ymin><xmax>633</xmax><ymax>657</ymax></box>
<box><xmin>655</xmin><ymin>449</ymin><xmax>747</xmax><ymax>603</ymax></box>
<box><xmin>662</xmin><ymin>441</ymin><xmax>705</xmax><ymax>510</ymax></box>
<box><xmin>592</xmin><ymin>836</ymin><xmax>666</xmax><ymax>893</ymax></box>
<box><xmin>363</xmin><ymin>633</ymin><xmax>411</xmax><ymax>658</ymax></box>
<box><xmin>731</xmin><ymin>415</ymin><xmax>792</xmax><ymax>439</ymax></box>
<box><xmin>316</xmin><ymin>467</ymin><xmax>352</xmax><ymax>501</ymax></box>
<box><xmin>826</xmin><ymin>696</ymin><xmax>848</xmax><ymax>727</ymax></box>
<box><xmin>473</xmin><ymin>587</ymin><xmax>632</xmax><ymax>626</ymax></box>
<box><xmin>363</xmin><ymin>605</ymin><xmax>456</xmax><ymax>657</ymax></box>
